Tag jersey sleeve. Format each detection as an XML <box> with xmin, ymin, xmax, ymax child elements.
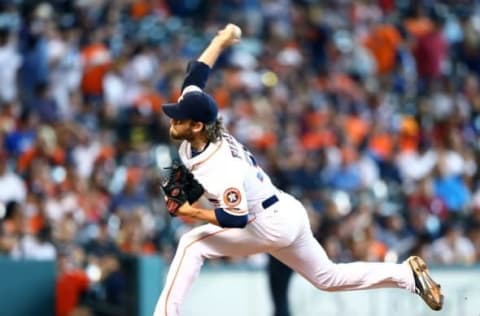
<box><xmin>217</xmin><ymin>186</ymin><xmax>248</xmax><ymax>216</ymax></box>
<box><xmin>181</xmin><ymin>60</ymin><xmax>211</xmax><ymax>91</ymax></box>
<box><xmin>214</xmin><ymin>161</ymin><xmax>248</xmax><ymax>217</ymax></box>
<box><xmin>214</xmin><ymin>179</ymin><xmax>249</xmax><ymax>228</ymax></box>
<box><xmin>209</xmin><ymin>161</ymin><xmax>248</xmax><ymax>227</ymax></box>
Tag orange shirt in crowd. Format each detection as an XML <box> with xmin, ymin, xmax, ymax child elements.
<box><xmin>368</xmin><ymin>240</ymin><xmax>388</xmax><ymax>260</ymax></box>
<box><xmin>301</xmin><ymin>130</ymin><xmax>337</xmax><ymax>150</ymax></box>
<box><xmin>363</xmin><ymin>24</ymin><xmax>402</xmax><ymax>74</ymax></box>
<box><xmin>56</xmin><ymin>270</ymin><xmax>90</xmax><ymax>316</ymax></box>
<box><xmin>368</xmin><ymin>132</ymin><xmax>394</xmax><ymax>160</ymax></box>
<box><xmin>301</xmin><ymin>111</ymin><xmax>336</xmax><ymax>150</ymax></box>
<box><xmin>28</xmin><ymin>213</ymin><xmax>45</xmax><ymax>235</ymax></box>
<box><xmin>404</xmin><ymin>17</ymin><xmax>434</xmax><ymax>38</ymax></box>
<box><xmin>251</xmin><ymin>132</ymin><xmax>277</xmax><ymax>150</ymax></box>
<box><xmin>95</xmin><ymin>145</ymin><xmax>116</xmax><ymax>164</ymax></box>
<box><xmin>17</xmin><ymin>147</ymin><xmax>66</xmax><ymax>174</ymax></box>
<box><xmin>399</xmin><ymin>116</ymin><xmax>419</xmax><ymax>153</ymax></box>
<box><xmin>130</xmin><ymin>0</ymin><xmax>169</xmax><ymax>19</ymax></box>
<box><xmin>130</xmin><ymin>0</ymin><xmax>151</xmax><ymax>20</ymax></box>
<box><xmin>81</xmin><ymin>44</ymin><xmax>111</xmax><ymax>96</ymax></box>
<box><xmin>213</xmin><ymin>87</ymin><xmax>231</xmax><ymax>109</ymax></box>
<box><xmin>344</xmin><ymin>116</ymin><xmax>370</xmax><ymax>146</ymax></box>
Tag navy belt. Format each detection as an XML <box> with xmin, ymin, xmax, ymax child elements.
<box><xmin>262</xmin><ymin>195</ymin><xmax>279</xmax><ymax>209</ymax></box>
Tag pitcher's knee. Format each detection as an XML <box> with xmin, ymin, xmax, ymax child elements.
<box><xmin>315</xmin><ymin>278</ymin><xmax>339</xmax><ymax>292</ymax></box>
<box><xmin>177</xmin><ymin>230</ymin><xmax>203</xmax><ymax>251</ymax></box>
<box><xmin>178</xmin><ymin>231</ymin><xmax>195</xmax><ymax>247</ymax></box>
<box><xmin>176</xmin><ymin>231</ymin><xmax>205</xmax><ymax>260</ymax></box>
<box><xmin>312</xmin><ymin>263</ymin><xmax>344</xmax><ymax>292</ymax></box>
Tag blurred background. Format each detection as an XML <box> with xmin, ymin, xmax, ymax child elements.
<box><xmin>0</xmin><ymin>0</ymin><xmax>479</xmax><ymax>315</ymax></box>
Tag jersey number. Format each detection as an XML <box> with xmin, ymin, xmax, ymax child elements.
<box><xmin>241</xmin><ymin>146</ymin><xmax>264</xmax><ymax>182</ymax></box>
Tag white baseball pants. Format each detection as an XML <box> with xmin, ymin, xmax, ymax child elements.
<box><xmin>153</xmin><ymin>192</ymin><xmax>415</xmax><ymax>316</ymax></box>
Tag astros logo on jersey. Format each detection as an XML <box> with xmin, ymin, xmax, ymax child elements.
<box><xmin>223</xmin><ymin>188</ymin><xmax>241</xmax><ymax>207</ymax></box>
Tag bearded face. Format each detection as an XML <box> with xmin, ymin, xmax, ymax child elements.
<box><xmin>169</xmin><ymin>119</ymin><xmax>196</xmax><ymax>141</ymax></box>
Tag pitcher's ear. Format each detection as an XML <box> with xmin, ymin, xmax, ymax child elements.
<box><xmin>190</xmin><ymin>121</ymin><xmax>204</xmax><ymax>133</ymax></box>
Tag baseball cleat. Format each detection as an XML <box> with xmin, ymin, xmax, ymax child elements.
<box><xmin>406</xmin><ymin>256</ymin><xmax>443</xmax><ymax>311</ymax></box>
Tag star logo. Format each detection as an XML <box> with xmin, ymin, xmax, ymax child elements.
<box><xmin>227</xmin><ymin>192</ymin><xmax>238</xmax><ymax>203</ymax></box>
<box><xmin>223</xmin><ymin>188</ymin><xmax>241</xmax><ymax>207</ymax></box>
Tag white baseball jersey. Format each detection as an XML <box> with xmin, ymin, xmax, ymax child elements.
<box><xmin>178</xmin><ymin>132</ymin><xmax>276</xmax><ymax>217</ymax></box>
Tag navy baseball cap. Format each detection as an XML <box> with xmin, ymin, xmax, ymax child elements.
<box><xmin>162</xmin><ymin>91</ymin><xmax>218</xmax><ymax>124</ymax></box>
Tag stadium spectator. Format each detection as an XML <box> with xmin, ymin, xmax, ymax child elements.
<box><xmin>0</xmin><ymin>151</ymin><xmax>26</xmax><ymax>203</ymax></box>
<box><xmin>0</xmin><ymin>200</ymin><xmax>25</xmax><ymax>256</ymax></box>
<box><xmin>56</xmin><ymin>248</ymin><xmax>91</xmax><ymax>316</ymax></box>
<box><xmin>430</xmin><ymin>223</ymin><xmax>476</xmax><ymax>265</ymax></box>
<box><xmin>11</xmin><ymin>224</ymin><xmax>56</xmax><ymax>260</ymax></box>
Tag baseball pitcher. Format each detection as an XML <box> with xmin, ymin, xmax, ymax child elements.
<box><xmin>153</xmin><ymin>24</ymin><xmax>443</xmax><ymax>316</ymax></box>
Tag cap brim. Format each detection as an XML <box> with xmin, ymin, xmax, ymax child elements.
<box><xmin>162</xmin><ymin>103</ymin><xmax>189</xmax><ymax>120</ymax></box>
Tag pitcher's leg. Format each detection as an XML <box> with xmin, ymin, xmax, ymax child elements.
<box><xmin>270</xmin><ymin>230</ymin><xmax>415</xmax><ymax>293</ymax></box>
<box><xmin>154</xmin><ymin>223</ymin><xmax>271</xmax><ymax>316</ymax></box>
<box><xmin>153</xmin><ymin>225</ymin><xmax>223</xmax><ymax>316</ymax></box>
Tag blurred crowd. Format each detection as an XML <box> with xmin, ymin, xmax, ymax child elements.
<box><xmin>1</xmin><ymin>0</ymin><xmax>480</xmax><ymax>314</ymax></box>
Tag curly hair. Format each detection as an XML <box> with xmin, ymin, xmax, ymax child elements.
<box><xmin>204</xmin><ymin>117</ymin><xmax>225</xmax><ymax>142</ymax></box>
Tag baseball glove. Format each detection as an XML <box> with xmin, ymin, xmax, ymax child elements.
<box><xmin>162</xmin><ymin>160</ymin><xmax>205</xmax><ymax>216</ymax></box>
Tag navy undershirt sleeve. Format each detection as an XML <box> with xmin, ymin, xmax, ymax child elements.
<box><xmin>182</xmin><ymin>60</ymin><xmax>211</xmax><ymax>90</ymax></box>
<box><xmin>214</xmin><ymin>208</ymin><xmax>248</xmax><ymax>228</ymax></box>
